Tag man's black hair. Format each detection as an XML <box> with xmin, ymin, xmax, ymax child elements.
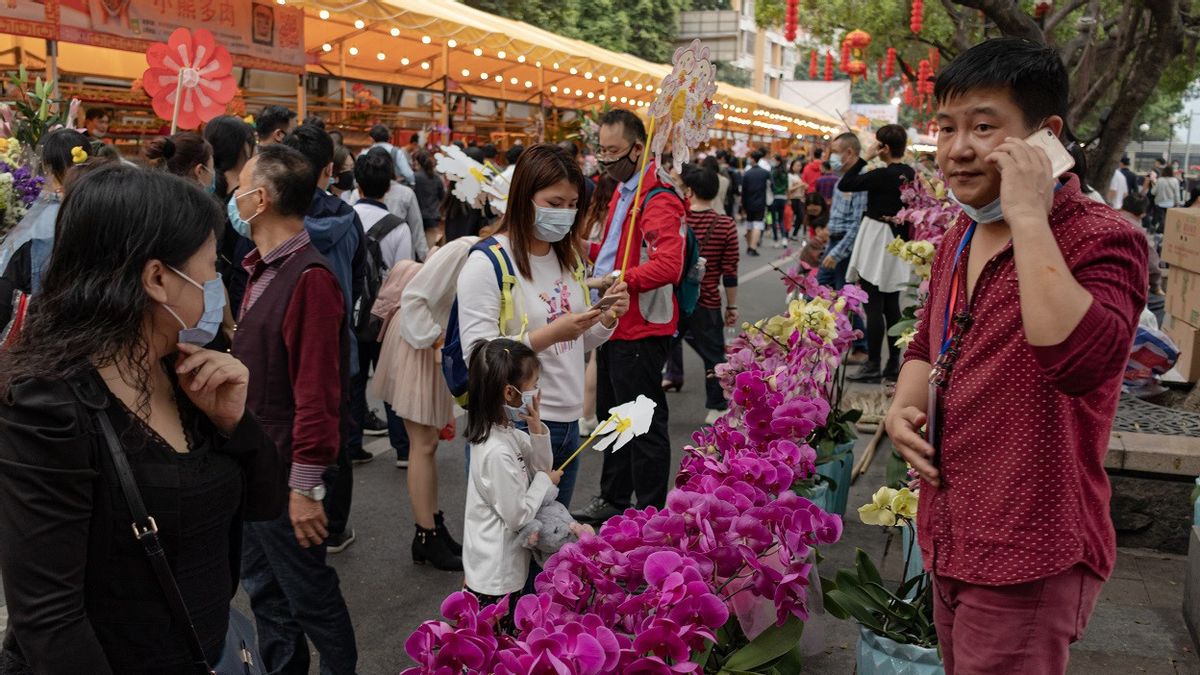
<box><xmin>1121</xmin><ymin>192</ymin><xmax>1148</xmax><ymax>217</ymax></box>
<box><xmin>303</xmin><ymin>114</ymin><xmax>326</xmax><ymax>130</ymax></box>
<box><xmin>85</xmin><ymin>107</ymin><xmax>111</xmax><ymax>121</ymax></box>
<box><xmin>256</xmin><ymin>105</ymin><xmax>296</xmax><ymax>140</ymax></box>
<box><xmin>681</xmin><ymin>163</ymin><xmax>719</xmax><ymax>201</ymax></box>
<box><xmin>505</xmin><ymin>144</ymin><xmax>525</xmax><ymax>166</ymax></box>
<box><xmin>252</xmin><ymin>144</ymin><xmax>316</xmax><ymax>218</ymax></box>
<box><xmin>482</xmin><ymin>143</ymin><xmax>498</xmax><ymax>159</ymax></box>
<box><xmin>599</xmin><ymin>108</ymin><xmax>646</xmax><ymax>144</ymax></box>
<box><xmin>281</xmin><ymin>124</ymin><xmax>334</xmax><ymax>177</ymax></box>
<box><xmin>354</xmin><ymin>150</ymin><xmax>394</xmax><ymax>200</ymax></box>
<box><xmin>933</xmin><ymin>37</ymin><xmax>1068</xmax><ymax>128</ymax></box>
<box><xmin>812</xmin><ymin>148</ymin><xmax>823</xmax><ymax>160</ymax></box>
<box><xmin>369</xmin><ymin>124</ymin><xmax>391</xmax><ymax>143</ymax></box>
<box><xmin>1120</xmin><ymin>156</ymin><xmax>1131</xmax><ymax>166</ymax></box>
<box><xmin>876</xmin><ymin>124</ymin><xmax>908</xmax><ymax>158</ymax></box>
<box><xmin>750</xmin><ymin>149</ymin><xmax>765</xmax><ymax>162</ymax></box>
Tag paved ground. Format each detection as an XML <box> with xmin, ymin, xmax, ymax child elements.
<box><xmin>1</xmin><ymin>232</ymin><xmax>1197</xmax><ymax>673</ymax></box>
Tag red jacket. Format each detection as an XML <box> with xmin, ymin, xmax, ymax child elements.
<box><xmin>592</xmin><ymin>163</ymin><xmax>686</xmax><ymax>341</ymax></box>
<box><xmin>802</xmin><ymin>159</ymin><xmax>824</xmax><ymax>193</ymax></box>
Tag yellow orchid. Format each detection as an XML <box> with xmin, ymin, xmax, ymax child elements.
<box><xmin>895</xmin><ymin>327</ymin><xmax>917</xmax><ymax>349</ymax></box>
<box><xmin>858</xmin><ymin>487</ymin><xmax>899</xmax><ymax>527</ymax></box>
<box><xmin>886</xmin><ymin>236</ymin><xmax>906</xmax><ymax>257</ymax></box>
<box><xmin>890</xmin><ymin>487</ymin><xmax>918</xmax><ymax>520</ymax></box>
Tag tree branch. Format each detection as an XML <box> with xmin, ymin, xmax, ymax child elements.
<box><xmin>938</xmin><ymin>0</ymin><xmax>974</xmax><ymax>53</ymax></box>
<box><xmin>950</xmin><ymin>0</ymin><xmax>1044</xmax><ymax>43</ymax></box>
<box><xmin>1044</xmin><ymin>0</ymin><xmax>1091</xmax><ymax>35</ymax></box>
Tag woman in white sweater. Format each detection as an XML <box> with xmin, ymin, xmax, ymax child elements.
<box><xmin>457</xmin><ymin>144</ymin><xmax>630</xmax><ymax>507</ymax></box>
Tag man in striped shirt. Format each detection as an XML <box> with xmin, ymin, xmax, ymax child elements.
<box><xmin>662</xmin><ymin>164</ymin><xmax>740</xmax><ymax>424</ymax></box>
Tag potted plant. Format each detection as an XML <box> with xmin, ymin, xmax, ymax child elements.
<box><xmin>823</xmin><ymin>486</ymin><xmax>944</xmax><ymax>675</ymax></box>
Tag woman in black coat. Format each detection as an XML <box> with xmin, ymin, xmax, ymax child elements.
<box><xmin>0</xmin><ymin>164</ymin><xmax>277</xmax><ymax>674</ymax></box>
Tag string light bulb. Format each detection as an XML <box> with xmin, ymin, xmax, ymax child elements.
<box><xmin>401</xmin><ymin>57</ymin><xmax>410</xmax><ymax>65</ymax></box>
<box><xmin>473</xmin><ymin>48</ymin><xmax>483</xmax><ymax>56</ymax></box>
<box><xmin>377</xmin><ymin>52</ymin><xmax>386</xmax><ymax>61</ymax></box>
<box><xmin>348</xmin><ymin>46</ymin><xmax>358</xmax><ymax>56</ymax></box>
<box><xmin>421</xmin><ymin>35</ymin><xmax>431</xmax><ymax>44</ymax></box>
<box><xmin>421</xmin><ymin>61</ymin><xmax>431</xmax><ymax>70</ymax></box>
<box><xmin>354</xmin><ymin>19</ymin><xmax>364</xmax><ymax>29</ymax></box>
<box><xmin>390</xmin><ymin>27</ymin><xmax>399</xmax><ymax>37</ymax></box>
<box><xmin>598</xmin><ymin>75</ymin><xmax>607</xmax><ymax>83</ymax></box>
<box><xmin>448</xmin><ymin>39</ymin><xmax>457</xmax><ymax>48</ymax></box>
<box><xmin>318</xmin><ymin>9</ymin><xmax>329</xmax><ymax>19</ymax></box>
<box><xmin>550</xmin><ymin>85</ymin><xmax>559</xmax><ymax>93</ymax></box>
<box><xmin>461</xmin><ymin>68</ymin><xmax>470</xmax><ymax>77</ymax></box>
<box><xmin>517</xmin><ymin>55</ymin><xmax>526</xmax><ymax>63</ymax></box>
<box><xmin>524</xmin><ymin>80</ymin><xmax>532</xmax><ymax>88</ymax></box>
<box><xmin>321</xmin><ymin>43</ymin><xmax>332</xmax><ymax>52</ymax></box>
<box><xmin>497</xmin><ymin>50</ymin><xmax>506</xmax><ymax>59</ymax></box>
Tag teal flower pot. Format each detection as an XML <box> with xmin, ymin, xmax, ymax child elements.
<box><xmin>901</xmin><ymin>521</ymin><xmax>924</xmax><ymax>584</ymax></box>
<box><xmin>809</xmin><ymin>482</ymin><xmax>832</xmax><ymax>513</ymax></box>
<box><xmin>815</xmin><ymin>440</ymin><xmax>855</xmax><ymax>516</ymax></box>
<box><xmin>856</xmin><ymin>626</ymin><xmax>944</xmax><ymax>675</ymax></box>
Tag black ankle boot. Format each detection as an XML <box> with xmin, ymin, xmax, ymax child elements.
<box><xmin>412</xmin><ymin>525</ymin><xmax>463</xmax><ymax>571</ymax></box>
<box><xmin>434</xmin><ymin>511</ymin><xmax>463</xmax><ymax>556</ymax></box>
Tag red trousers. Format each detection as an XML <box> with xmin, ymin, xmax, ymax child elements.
<box><xmin>933</xmin><ymin>564</ymin><xmax>1104</xmax><ymax>675</ymax></box>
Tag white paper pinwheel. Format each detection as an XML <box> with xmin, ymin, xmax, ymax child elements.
<box><xmin>434</xmin><ymin>144</ymin><xmax>493</xmax><ymax>210</ymax></box>
<box><xmin>647</xmin><ymin>39</ymin><xmax>719</xmax><ymax>175</ymax></box>
<box><xmin>592</xmin><ymin>395</ymin><xmax>658</xmax><ymax>452</ymax></box>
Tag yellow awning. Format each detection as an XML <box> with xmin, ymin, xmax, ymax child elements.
<box><xmin>296</xmin><ymin>0</ymin><xmax>839</xmax><ymax>136</ymax></box>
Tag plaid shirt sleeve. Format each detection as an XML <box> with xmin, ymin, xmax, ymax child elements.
<box><xmin>825</xmin><ymin>190</ymin><xmax>867</xmax><ymax>262</ymax></box>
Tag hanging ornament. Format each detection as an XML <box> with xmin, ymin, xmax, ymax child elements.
<box><xmin>784</xmin><ymin>0</ymin><xmax>799</xmax><ymax>42</ymax></box>
<box><xmin>1034</xmin><ymin>0</ymin><xmax>1052</xmax><ymax>18</ymax></box>
<box><xmin>809</xmin><ymin>50</ymin><xmax>819</xmax><ymax>80</ymax></box>
<box><xmin>846</xmin><ymin>59</ymin><xmax>868</xmax><ymax>82</ymax></box>
<box><xmin>824</xmin><ymin>52</ymin><xmax>834</xmax><ymax>81</ymax></box>
<box><xmin>885</xmin><ymin>47</ymin><xmax>896</xmax><ymax>78</ymax></box>
<box><xmin>844</xmin><ymin>29</ymin><xmax>872</xmax><ymax>58</ymax></box>
<box><xmin>917</xmin><ymin>59</ymin><xmax>933</xmax><ymax>96</ymax></box>
<box><xmin>929</xmin><ymin>48</ymin><xmax>940</xmax><ymax>72</ymax></box>
<box><xmin>911</xmin><ymin>0</ymin><xmax>924</xmax><ymax>33</ymax></box>
<box><xmin>840</xmin><ymin>42</ymin><xmax>852</xmax><ymax>72</ymax></box>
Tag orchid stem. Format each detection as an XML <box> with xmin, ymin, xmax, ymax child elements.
<box><xmin>742</xmin><ymin>321</ymin><xmax>788</xmax><ymax>349</ymax></box>
<box><xmin>556</xmin><ymin>414</ymin><xmax>618</xmax><ymax>472</ymax></box>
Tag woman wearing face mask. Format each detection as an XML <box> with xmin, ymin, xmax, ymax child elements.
<box><xmin>456</xmin><ymin>144</ymin><xmax>630</xmax><ymax>509</ymax></box>
<box><xmin>203</xmin><ymin>115</ymin><xmax>257</xmax><ymax>312</ymax></box>
<box><xmin>0</xmin><ymin>164</ymin><xmax>277</xmax><ymax>674</ymax></box>
<box><xmin>840</xmin><ymin>123</ymin><xmax>916</xmax><ymax>383</ymax></box>
<box><xmin>328</xmin><ymin>145</ymin><xmax>356</xmax><ymax>198</ymax></box>
<box><xmin>144</xmin><ymin>132</ymin><xmax>216</xmax><ymax>191</ymax></box>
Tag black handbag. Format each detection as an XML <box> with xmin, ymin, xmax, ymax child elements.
<box><xmin>93</xmin><ymin>408</ymin><xmax>262</xmax><ymax>675</ymax></box>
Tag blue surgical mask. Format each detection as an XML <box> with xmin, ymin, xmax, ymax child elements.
<box><xmin>201</xmin><ymin>165</ymin><xmax>217</xmax><ymax>194</ymax></box>
<box><xmin>227</xmin><ymin>188</ymin><xmax>261</xmax><ymax>238</ymax></box>
<box><xmin>503</xmin><ymin>387</ymin><xmax>538</xmax><ymax>423</ymax></box>
<box><xmin>947</xmin><ymin>188</ymin><xmax>1004</xmax><ymax>225</ymax></box>
<box><xmin>163</xmin><ymin>267</ymin><xmax>226</xmax><ymax>346</ymax></box>
<box><xmin>829</xmin><ymin>153</ymin><xmax>844</xmax><ymax>171</ymax></box>
<box><xmin>532</xmin><ymin>204</ymin><xmax>576</xmax><ymax>243</ymax></box>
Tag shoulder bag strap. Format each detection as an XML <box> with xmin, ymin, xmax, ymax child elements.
<box><xmin>93</xmin><ymin>410</ymin><xmax>213</xmax><ymax>675</ymax></box>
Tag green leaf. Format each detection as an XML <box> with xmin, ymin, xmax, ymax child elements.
<box><xmin>842</xmin><ymin>408</ymin><xmax>863</xmax><ymax>423</ymax></box>
<box><xmin>855</xmin><ymin>549</ymin><xmax>884</xmax><ymax>588</ymax></box>
<box><xmin>720</xmin><ymin>615</ymin><xmax>805</xmax><ymax>672</ymax></box>
<box><xmin>887</xmin><ymin>319</ymin><xmax>917</xmax><ymax>336</ymax></box>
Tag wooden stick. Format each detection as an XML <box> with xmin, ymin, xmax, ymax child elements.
<box><xmin>556</xmin><ymin>415</ymin><xmax>618</xmax><ymax>472</ymax></box>
<box><xmin>169</xmin><ymin>68</ymin><xmax>184</xmax><ymax>135</ymax></box>
<box><xmin>851</xmin><ymin>424</ymin><xmax>886</xmax><ymax>484</ymax></box>
<box><xmin>617</xmin><ymin>116</ymin><xmax>658</xmax><ymax>280</ymax></box>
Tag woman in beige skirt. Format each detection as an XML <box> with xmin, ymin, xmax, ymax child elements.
<box><xmin>372</xmin><ymin>236</ymin><xmax>480</xmax><ymax>571</ymax></box>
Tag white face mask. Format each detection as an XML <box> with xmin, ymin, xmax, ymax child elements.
<box><xmin>947</xmin><ymin>188</ymin><xmax>1004</xmax><ymax>224</ymax></box>
<box><xmin>532</xmin><ymin>203</ymin><xmax>576</xmax><ymax>243</ymax></box>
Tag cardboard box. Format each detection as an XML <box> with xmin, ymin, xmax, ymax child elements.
<box><xmin>1164</xmin><ymin>208</ymin><xmax>1200</xmax><ymax>272</ymax></box>
<box><xmin>1164</xmin><ymin>313</ymin><xmax>1200</xmax><ymax>382</ymax></box>
<box><xmin>1167</xmin><ymin>267</ymin><xmax>1200</xmax><ymax>327</ymax></box>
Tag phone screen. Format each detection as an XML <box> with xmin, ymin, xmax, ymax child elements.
<box><xmin>594</xmin><ymin>296</ymin><xmax>619</xmax><ymax>312</ymax></box>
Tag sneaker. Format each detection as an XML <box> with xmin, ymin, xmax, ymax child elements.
<box><xmin>349</xmin><ymin>447</ymin><xmax>375</xmax><ymax>465</ymax></box>
<box><xmin>395</xmin><ymin>448</ymin><xmax>409</xmax><ymax>469</ymax></box>
<box><xmin>579</xmin><ymin>416</ymin><xmax>599</xmax><ymax>436</ymax></box>
<box><xmin>570</xmin><ymin>496</ymin><xmax>624</xmax><ymax>525</ymax></box>
<box><xmin>704</xmin><ymin>408</ymin><xmax>725</xmax><ymax>425</ymax></box>
<box><xmin>363</xmin><ymin>409</ymin><xmax>388</xmax><ymax>436</ymax></box>
<box><xmin>774</xmin><ymin>239</ymin><xmax>786</xmax><ymax>248</ymax></box>
<box><xmin>326</xmin><ymin>529</ymin><xmax>356</xmax><ymax>554</ymax></box>
<box><xmin>846</xmin><ymin>350</ymin><xmax>870</xmax><ymax>365</ymax></box>
<box><xmin>848</xmin><ymin>362</ymin><xmax>882</xmax><ymax>383</ymax></box>
<box><xmin>747</xmin><ymin>248</ymin><xmax>761</xmax><ymax>257</ymax></box>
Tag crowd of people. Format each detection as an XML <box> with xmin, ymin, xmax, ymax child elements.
<box><xmin>0</xmin><ymin>35</ymin><xmax>1163</xmax><ymax>675</ymax></box>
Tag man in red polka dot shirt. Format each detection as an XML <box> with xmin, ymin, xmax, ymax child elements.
<box><xmin>885</xmin><ymin>38</ymin><xmax>1148</xmax><ymax>674</ymax></box>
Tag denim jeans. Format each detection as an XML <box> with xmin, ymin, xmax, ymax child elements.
<box><xmin>464</xmin><ymin>419</ymin><xmax>580</xmax><ymax>509</ymax></box>
<box><xmin>383</xmin><ymin>403</ymin><xmax>411</xmax><ymax>462</ymax></box>
<box><xmin>664</xmin><ymin>307</ymin><xmax>728</xmax><ymax>410</ymax></box>
<box><xmin>241</xmin><ymin>513</ymin><xmax>358</xmax><ymax>675</ymax></box>
<box><xmin>818</xmin><ymin>255</ymin><xmax>868</xmax><ymax>353</ymax></box>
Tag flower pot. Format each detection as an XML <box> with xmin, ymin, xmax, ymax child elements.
<box><xmin>809</xmin><ymin>482</ymin><xmax>832</xmax><ymax>513</ymax></box>
<box><xmin>815</xmin><ymin>440</ymin><xmax>855</xmax><ymax>516</ymax></box>
<box><xmin>856</xmin><ymin>626</ymin><xmax>944</xmax><ymax>675</ymax></box>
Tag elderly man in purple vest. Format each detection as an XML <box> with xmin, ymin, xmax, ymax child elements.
<box><xmin>228</xmin><ymin>144</ymin><xmax>358</xmax><ymax>674</ymax></box>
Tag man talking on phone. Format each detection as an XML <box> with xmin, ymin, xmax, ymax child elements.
<box><xmin>884</xmin><ymin>38</ymin><xmax>1147</xmax><ymax>674</ymax></box>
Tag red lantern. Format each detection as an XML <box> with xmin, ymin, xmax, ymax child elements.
<box><xmin>840</xmin><ymin>42</ymin><xmax>852</xmax><ymax>72</ymax></box>
<box><xmin>917</xmin><ymin>59</ymin><xmax>933</xmax><ymax>95</ymax></box>
<box><xmin>929</xmin><ymin>48</ymin><xmax>939</xmax><ymax>72</ymax></box>
<box><xmin>824</xmin><ymin>52</ymin><xmax>834</xmax><ymax>81</ymax></box>
<box><xmin>809</xmin><ymin>50</ymin><xmax>819</xmax><ymax>79</ymax></box>
<box><xmin>911</xmin><ymin>0</ymin><xmax>924</xmax><ymax>33</ymax></box>
<box><xmin>1035</xmin><ymin>0</ymin><xmax>1052</xmax><ymax>18</ymax></box>
<box><xmin>784</xmin><ymin>0</ymin><xmax>799</xmax><ymax>42</ymax></box>
<box><xmin>885</xmin><ymin>47</ymin><xmax>896</xmax><ymax>78</ymax></box>
<box><xmin>845</xmin><ymin>29</ymin><xmax>872</xmax><ymax>55</ymax></box>
<box><xmin>845</xmin><ymin>59</ymin><xmax>868</xmax><ymax>82</ymax></box>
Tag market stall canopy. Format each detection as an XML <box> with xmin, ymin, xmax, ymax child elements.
<box><xmin>295</xmin><ymin>0</ymin><xmax>839</xmax><ymax>137</ymax></box>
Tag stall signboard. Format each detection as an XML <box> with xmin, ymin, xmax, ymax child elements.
<box><xmin>57</xmin><ymin>0</ymin><xmax>305</xmax><ymax>73</ymax></box>
<box><xmin>0</xmin><ymin>0</ymin><xmax>59</xmax><ymax>40</ymax></box>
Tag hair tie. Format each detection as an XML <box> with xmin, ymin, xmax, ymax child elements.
<box><xmin>71</xmin><ymin>146</ymin><xmax>88</xmax><ymax>164</ymax></box>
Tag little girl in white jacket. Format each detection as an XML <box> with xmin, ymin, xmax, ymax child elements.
<box><xmin>462</xmin><ymin>338</ymin><xmax>563</xmax><ymax>601</ymax></box>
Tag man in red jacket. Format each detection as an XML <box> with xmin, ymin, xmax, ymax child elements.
<box><xmin>572</xmin><ymin>109</ymin><xmax>685</xmax><ymax>523</ymax></box>
<box><xmin>802</xmin><ymin>147</ymin><xmax>825</xmax><ymax>194</ymax></box>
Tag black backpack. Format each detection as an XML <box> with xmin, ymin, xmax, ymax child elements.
<box><xmin>353</xmin><ymin>211</ymin><xmax>406</xmax><ymax>342</ymax></box>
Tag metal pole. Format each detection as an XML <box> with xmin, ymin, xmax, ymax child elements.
<box><xmin>46</xmin><ymin>39</ymin><xmax>59</xmax><ymax>100</ymax></box>
<box><xmin>296</xmin><ymin>74</ymin><xmax>306</xmax><ymax>120</ymax></box>
<box><xmin>442</xmin><ymin>42</ymin><xmax>451</xmax><ymax>132</ymax></box>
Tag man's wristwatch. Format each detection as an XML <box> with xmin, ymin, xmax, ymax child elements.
<box><xmin>291</xmin><ymin>485</ymin><xmax>327</xmax><ymax>501</ymax></box>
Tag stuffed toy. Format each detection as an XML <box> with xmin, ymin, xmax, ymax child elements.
<box><xmin>518</xmin><ymin>489</ymin><xmax>593</xmax><ymax>566</ymax></box>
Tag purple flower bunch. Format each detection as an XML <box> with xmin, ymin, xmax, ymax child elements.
<box><xmin>893</xmin><ymin>173</ymin><xmax>960</xmax><ymax>247</ymax></box>
<box><xmin>6</xmin><ymin>162</ymin><xmax>44</xmax><ymax>207</ymax></box>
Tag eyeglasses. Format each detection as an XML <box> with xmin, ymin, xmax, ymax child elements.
<box><xmin>595</xmin><ymin>144</ymin><xmax>634</xmax><ymax>163</ymax></box>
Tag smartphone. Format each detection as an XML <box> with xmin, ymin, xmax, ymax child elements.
<box><xmin>1024</xmin><ymin>128</ymin><xmax>1075</xmax><ymax>179</ymax></box>
<box><xmin>593</xmin><ymin>295</ymin><xmax>620</xmax><ymax>312</ymax></box>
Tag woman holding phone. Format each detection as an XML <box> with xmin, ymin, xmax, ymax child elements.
<box><xmin>456</xmin><ymin>144</ymin><xmax>629</xmax><ymax>508</ymax></box>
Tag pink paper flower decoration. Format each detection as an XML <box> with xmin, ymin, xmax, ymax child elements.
<box><xmin>143</xmin><ymin>28</ymin><xmax>236</xmax><ymax>131</ymax></box>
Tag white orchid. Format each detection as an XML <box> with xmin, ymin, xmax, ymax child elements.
<box><xmin>593</xmin><ymin>395</ymin><xmax>658</xmax><ymax>452</ymax></box>
<box><xmin>434</xmin><ymin>144</ymin><xmax>495</xmax><ymax>210</ymax></box>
